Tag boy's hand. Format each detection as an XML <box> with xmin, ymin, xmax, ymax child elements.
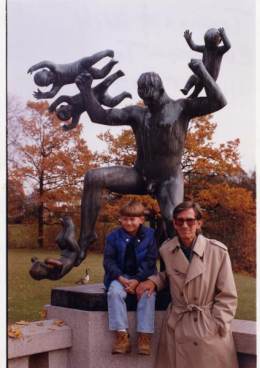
<box><xmin>125</xmin><ymin>279</ymin><xmax>139</xmax><ymax>294</ymax></box>
<box><xmin>136</xmin><ymin>280</ymin><xmax>156</xmax><ymax>299</ymax></box>
<box><xmin>118</xmin><ymin>275</ymin><xmax>130</xmax><ymax>288</ymax></box>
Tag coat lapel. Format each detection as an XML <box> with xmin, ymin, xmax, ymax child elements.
<box><xmin>167</xmin><ymin>237</ymin><xmax>189</xmax><ymax>276</ymax></box>
<box><xmin>185</xmin><ymin>235</ymin><xmax>206</xmax><ymax>285</ymax></box>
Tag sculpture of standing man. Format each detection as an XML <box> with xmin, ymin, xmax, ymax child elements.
<box><xmin>74</xmin><ymin>58</ymin><xmax>227</xmax><ymax>265</ymax></box>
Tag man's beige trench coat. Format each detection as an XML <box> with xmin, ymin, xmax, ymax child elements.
<box><xmin>149</xmin><ymin>234</ymin><xmax>238</xmax><ymax>368</ymax></box>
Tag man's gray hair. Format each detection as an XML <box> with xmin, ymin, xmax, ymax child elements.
<box><xmin>173</xmin><ymin>201</ymin><xmax>203</xmax><ymax>220</ymax></box>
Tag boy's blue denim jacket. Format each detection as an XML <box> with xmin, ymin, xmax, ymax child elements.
<box><xmin>103</xmin><ymin>225</ymin><xmax>158</xmax><ymax>290</ymax></box>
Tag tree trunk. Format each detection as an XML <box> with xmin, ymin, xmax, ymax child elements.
<box><xmin>38</xmin><ymin>172</ymin><xmax>44</xmax><ymax>248</ymax></box>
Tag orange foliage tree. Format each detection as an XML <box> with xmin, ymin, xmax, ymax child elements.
<box><xmin>13</xmin><ymin>101</ymin><xmax>94</xmax><ymax>248</ymax></box>
<box><xmin>96</xmin><ymin>115</ymin><xmax>255</xmax><ymax>274</ymax></box>
<box><xmin>8</xmin><ymin>170</ymin><xmax>26</xmax><ymax>223</ymax></box>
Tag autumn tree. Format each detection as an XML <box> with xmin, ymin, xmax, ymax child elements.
<box><xmin>197</xmin><ymin>183</ymin><xmax>255</xmax><ymax>275</ymax></box>
<box><xmin>7</xmin><ymin>95</ymin><xmax>25</xmax><ymax>167</ymax></box>
<box><xmin>181</xmin><ymin>115</ymin><xmax>243</xmax><ymax>194</ymax></box>
<box><xmin>14</xmin><ymin>101</ymin><xmax>94</xmax><ymax>248</ymax></box>
<box><xmin>8</xmin><ymin>169</ymin><xmax>26</xmax><ymax>223</ymax></box>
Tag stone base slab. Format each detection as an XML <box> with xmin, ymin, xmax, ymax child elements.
<box><xmin>46</xmin><ymin>305</ymin><xmax>256</xmax><ymax>368</ymax></box>
<box><xmin>46</xmin><ymin>305</ymin><xmax>164</xmax><ymax>368</ymax></box>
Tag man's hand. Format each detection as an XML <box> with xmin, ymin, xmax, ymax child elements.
<box><xmin>184</xmin><ymin>29</ymin><xmax>192</xmax><ymax>42</ymax></box>
<box><xmin>125</xmin><ymin>279</ymin><xmax>139</xmax><ymax>294</ymax></box>
<box><xmin>136</xmin><ymin>280</ymin><xmax>156</xmax><ymax>299</ymax></box>
<box><xmin>75</xmin><ymin>72</ymin><xmax>93</xmax><ymax>92</ymax></box>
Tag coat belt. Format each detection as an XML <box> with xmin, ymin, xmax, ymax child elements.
<box><xmin>174</xmin><ymin>302</ymin><xmax>213</xmax><ymax>315</ymax></box>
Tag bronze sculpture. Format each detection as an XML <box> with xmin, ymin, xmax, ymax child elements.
<box><xmin>181</xmin><ymin>27</ymin><xmax>231</xmax><ymax>97</ymax></box>
<box><xmin>74</xmin><ymin>59</ymin><xmax>227</xmax><ymax>265</ymax></box>
<box><xmin>48</xmin><ymin>70</ymin><xmax>132</xmax><ymax>131</ymax></box>
<box><xmin>28</xmin><ymin>49</ymin><xmax>116</xmax><ymax>99</ymax></box>
<box><xmin>28</xmin><ymin>32</ymin><xmax>229</xmax><ymax>279</ymax></box>
<box><xmin>30</xmin><ymin>216</ymin><xmax>79</xmax><ymax>280</ymax></box>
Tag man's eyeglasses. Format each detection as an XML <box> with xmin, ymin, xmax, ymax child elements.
<box><xmin>174</xmin><ymin>218</ymin><xmax>197</xmax><ymax>227</ymax></box>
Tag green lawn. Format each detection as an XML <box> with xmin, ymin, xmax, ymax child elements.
<box><xmin>8</xmin><ymin>249</ymin><xmax>256</xmax><ymax>323</ymax></box>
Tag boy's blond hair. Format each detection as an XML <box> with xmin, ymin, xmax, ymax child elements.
<box><xmin>119</xmin><ymin>200</ymin><xmax>145</xmax><ymax>217</ymax></box>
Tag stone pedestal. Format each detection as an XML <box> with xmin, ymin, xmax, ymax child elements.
<box><xmin>47</xmin><ymin>283</ymin><xmax>170</xmax><ymax>368</ymax></box>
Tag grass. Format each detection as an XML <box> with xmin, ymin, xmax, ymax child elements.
<box><xmin>8</xmin><ymin>249</ymin><xmax>104</xmax><ymax>323</ymax></box>
<box><xmin>8</xmin><ymin>249</ymin><xmax>256</xmax><ymax>323</ymax></box>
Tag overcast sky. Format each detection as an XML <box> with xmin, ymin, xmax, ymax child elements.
<box><xmin>7</xmin><ymin>0</ymin><xmax>255</xmax><ymax>172</ymax></box>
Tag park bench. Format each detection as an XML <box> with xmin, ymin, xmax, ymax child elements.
<box><xmin>8</xmin><ymin>319</ymin><xmax>72</xmax><ymax>368</ymax></box>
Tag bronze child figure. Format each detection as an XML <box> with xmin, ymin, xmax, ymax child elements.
<box><xmin>48</xmin><ymin>70</ymin><xmax>132</xmax><ymax>131</ymax></box>
<box><xmin>29</xmin><ymin>216</ymin><xmax>80</xmax><ymax>280</ymax></box>
<box><xmin>28</xmin><ymin>49</ymin><xmax>116</xmax><ymax>99</ymax></box>
<box><xmin>181</xmin><ymin>27</ymin><xmax>231</xmax><ymax>98</ymax></box>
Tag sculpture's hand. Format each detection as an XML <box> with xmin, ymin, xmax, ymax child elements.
<box><xmin>75</xmin><ymin>72</ymin><xmax>93</xmax><ymax>92</ymax></box>
<box><xmin>27</xmin><ymin>66</ymin><xmax>34</xmax><ymax>74</ymax></box>
<box><xmin>184</xmin><ymin>29</ymin><xmax>192</xmax><ymax>42</ymax></box>
<box><xmin>106</xmin><ymin>49</ymin><xmax>115</xmax><ymax>58</ymax></box>
<box><xmin>124</xmin><ymin>92</ymin><xmax>132</xmax><ymax>99</ymax></box>
<box><xmin>33</xmin><ymin>89</ymin><xmax>44</xmax><ymax>99</ymax></box>
<box><xmin>188</xmin><ymin>59</ymin><xmax>204</xmax><ymax>77</ymax></box>
<box><xmin>218</xmin><ymin>27</ymin><xmax>225</xmax><ymax>39</ymax></box>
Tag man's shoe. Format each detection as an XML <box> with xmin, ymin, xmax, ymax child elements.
<box><xmin>112</xmin><ymin>331</ymin><xmax>131</xmax><ymax>354</ymax></box>
<box><xmin>137</xmin><ymin>333</ymin><xmax>152</xmax><ymax>355</ymax></box>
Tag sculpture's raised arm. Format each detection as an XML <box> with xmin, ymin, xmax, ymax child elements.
<box><xmin>33</xmin><ymin>85</ymin><xmax>61</xmax><ymax>100</ymax></box>
<box><xmin>81</xmin><ymin>49</ymin><xmax>115</xmax><ymax>68</ymax></box>
<box><xmin>49</xmin><ymin>96</ymin><xmax>73</xmax><ymax>113</ymax></box>
<box><xmin>184</xmin><ymin>30</ymin><xmax>204</xmax><ymax>53</ymax></box>
<box><xmin>75</xmin><ymin>72</ymin><xmax>140</xmax><ymax>127</ymax></box>
<box><xmin>218</xmin><ymin>27</ymin><xmax>231</xmax><ymax>53</ymax></box>
<box><xmin>184</xmin><ymin>59</ymin><xmax>227</xmax><ymax>118</ymax></box>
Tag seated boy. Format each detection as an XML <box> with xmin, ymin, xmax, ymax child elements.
<box><xmin>103</xmin><ymin>200</ymin><xmax>157</xmax><ymax>355</ymax></box>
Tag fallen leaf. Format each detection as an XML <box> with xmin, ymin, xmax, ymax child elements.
<box><xmin>36</xmin><ymin>322</ymin><xmax>44</xmax><ymax>326</ymax></box>
<box><xmin>53</xmin><ymin>320</ymin><xmax>64</xmax><ymax>327</ymax></box>
<box><xmin>8</xmin><ymin>326</ymin><xmax>23</xmax><ymax>339</ymax></box>
<box><xmin>39</xmin><ymin>309</ymin><xmax>47</xmax><ymax>319</ymax></box>
<box><xmin>15</xmin><ymin>320</ymin><xmax>29</xmax><ymax>325</ymax></box>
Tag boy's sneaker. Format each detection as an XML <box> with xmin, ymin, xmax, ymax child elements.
<box><xmin>112</xmin><ymin>331</ymin><xmax>131</xmax><ymax>354</ymax></box>
<box><xmin>137</xmin><ymin>333</ymin><xmax>152</xmax><ymax>355</ymax></box>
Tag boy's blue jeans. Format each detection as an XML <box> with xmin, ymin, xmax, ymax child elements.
<box><xmin>107</xmin><ymin>278</ymin><xmax>156</xmax><ymax>333</ymax></box>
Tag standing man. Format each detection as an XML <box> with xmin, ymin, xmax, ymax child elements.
<box><xmin>136</xmin><ymin>201</ymin><xmax>238</xmax><ymax>368</ymax></box>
